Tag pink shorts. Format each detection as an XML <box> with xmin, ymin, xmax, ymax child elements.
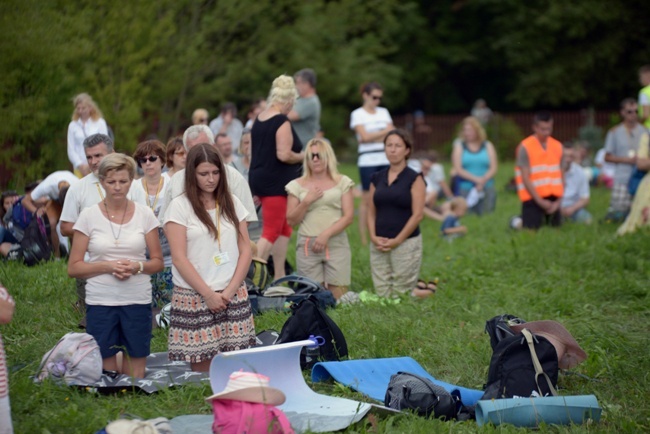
<box><xmin>260</xmin><ymin>196</ymin><xmax>292</xmax><ymax>243</ymax></box>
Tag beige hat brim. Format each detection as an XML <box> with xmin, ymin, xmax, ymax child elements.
<box><xmin>206</xmin><ymin>385</ymin><xmax>286</xmax><ymax>406</ymax></box>
<box><xmin>511</xmin><ymin>320</ymin><xmax>587</xmax><ymax>369</ymax></box>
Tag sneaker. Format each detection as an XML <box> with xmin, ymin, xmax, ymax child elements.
<box><xmin>5</xmin><ymin>244</ymin><xmax>22</xmax><ymax>261</ymax></box>
<box><xmin>337</xmin><ymin>291</ymin><xmax>361</xmax><ymax>305</ymax></box>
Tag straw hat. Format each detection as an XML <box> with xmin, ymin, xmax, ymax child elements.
<box><xmin>511</xmin><ymin>320</ymin><xmax>587</xmax><ymax>369</ymax></box>
<box><xmin>206</xmin><ymin>371</ymin><xmax>286</xmax><ymax>405</ymax></box>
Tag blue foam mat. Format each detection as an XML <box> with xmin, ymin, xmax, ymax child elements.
<box><xmin>312</xmin><ymin>357</ymin><xmax>484</xmax><ymax>406</ymax></box>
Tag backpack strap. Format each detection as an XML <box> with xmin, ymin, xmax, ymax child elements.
<box><xmin>522</xmin><ymin>329</ymin><xmax>558</xmax><ymax>396</ymax></box>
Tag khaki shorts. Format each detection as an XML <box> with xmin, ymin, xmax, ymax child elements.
<box><xmin>296</xmin><ymin>233</ymin><xmax>351</xmax><ymax>286</ymax></box>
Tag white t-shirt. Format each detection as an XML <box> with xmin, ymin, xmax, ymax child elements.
<box><xmin>425</xmin><ymin>164</ymin><xmax>446</xmax><ymax>194</ymax></box>
<box><xmin>164</xmin><ymin>194</ymin><xmax>249</xmax><ymax>292</ymax></box>
<box><xmin>67</xmin><ymin>118</ymin><xmax>108</xmax><ymax>169</ymax></box>
<box><xmin>350</xmin><ymin>107</ymin><xmax>392</xmax><ymax>167</ymax></box>
<box><xmin>60</xmin><ymin>172</ymin><xmax>147</xmax><ymax>224</ymax></box>
<box><xmin>160</xmin><ymin>165</ymin><xmax>257</xmax><ymax>223</ymax></box>
<box><xmin>73</xmin><ymin>203</ymin><xmax>159</xmax><ymax>306</ymax></box>
<box><xmin>131</xmin><ymin>173</ymin><xmax>172</xmax><ymax>267</ymax></box>
<box><xmin>30</xmin><ymin>171</ymin><xmax>79</xmax><ymax>202</ymax></box>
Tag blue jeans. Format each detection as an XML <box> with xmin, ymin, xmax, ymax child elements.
<box><xmin>0</xmin><ymin>226</ymin><xmax>18</xmax><ymax>244</ymax></box>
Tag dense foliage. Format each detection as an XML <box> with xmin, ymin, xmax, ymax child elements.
<box><xmin>1</xmin><ymin>0</ymin><xmax>648</xmax><ymax>185</ymax></box>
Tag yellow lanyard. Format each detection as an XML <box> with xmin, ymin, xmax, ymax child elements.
<box><xmin>95</xmin><ymin>182</ymin><xmax>105</xmax><ymax>201</ymax></box>
<box><xmin>142</xmin><ymin>177</ymin><xmax>163</xmax><ymax>211</ymax></box>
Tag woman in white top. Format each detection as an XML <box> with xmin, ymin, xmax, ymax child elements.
<box><xmin>132</xmin><ymin>140</ymin><xmax>172</xmax><ymax>306</ymax></box>
<box><xmin>67</xmin><ymin>93</ymin><xmax>108</xmax><ymax>177</ymax></box>
<box><xmin>68</xmin><ymin>153</ymin><xmax>163</xmax><ymax>379</ymax></box>
<box><xmin>165</xmin><ymin>136</ymin><xmax>186</xmax><ymax>179</ymax></box>
<box><xmin>350</xmin><ymin>82</ymin><xmax>394</xmax><ymax>245</ymax></box>
<box><xmin>164</xmin><ymin>144</ymin><xmax>254</xmax><ymax>372</ymax></box>
<box><xmin>286</xmin><ymin>139</ymin><xmax>355</xmax><ymax>302</ymax></box>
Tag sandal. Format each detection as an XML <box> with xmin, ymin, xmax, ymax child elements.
<box><xmin>416</xmin><ymin>280</ymin><xmax>427</xmax><ymax>290</ymax></box>
<box><xmin>426</xmin><ymin>281</ymin><xmax>437</xmax><ymax>293</ymax></box>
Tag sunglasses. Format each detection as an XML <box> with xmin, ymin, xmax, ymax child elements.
<box><xmin>198</xmin><ymin>118</ymin><xmax>208</xmax><ymax>123</ymax></box>
<box><xmin>310</xmin><ymin>152</ymin><xmax>321</xmax><ymax>161</ymax></box>
<box><xmin>138</xmin><ymin>156</ymin><xmax>159</xmax><ymax>165</ymax></box>
<box><xmin>371</xmin><ymin>95</ymin><xmax>382</xmax><ymax>101</ymax></box>
<box><xmin>624</xmin><ymin>109</ymin><xmax>637</xmax><ymax>114</ymax></box>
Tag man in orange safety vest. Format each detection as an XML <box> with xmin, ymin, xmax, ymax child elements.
<box><xmin>514</xmin><ymin>111</ymin><xmax>565</xmax><ymax>229</ymax></box>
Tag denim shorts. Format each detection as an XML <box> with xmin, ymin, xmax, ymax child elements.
<box><xmin>359</xmin><ymin>165</ymin><xmax>389</xmax><ymax>191</ymax></box>
<box><xmin>86</xmin><ymin>304</ymin><xmax>152</xmax><ymax>358</ymax></box>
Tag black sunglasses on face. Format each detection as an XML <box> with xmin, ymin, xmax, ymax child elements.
<box><xmin>372</xmin><ymin>95</ymin><xmax>382</xmax><ymax>101</ymax></box>
<box><xmin>138</xmin><ymin>156</ymin><xmax>159</xmax><ymax>164</ymax></box>
<box><xmin>624</xmin><ymin>109</ymin><xmax>637</xmax><ymax>114</ymax></box>
<box><xmin>310</xmin><ymin>152</ymin><xmax>321</xmax><ymax>161</ymax></box>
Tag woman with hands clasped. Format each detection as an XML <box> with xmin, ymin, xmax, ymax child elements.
<box><xmin>164</xmin><ymin>144</ymin><xmax>255</xmax><ymax>372</ymax></box>
<box><xmin>68</xmin><ymin>153</ymin><xmax>163</xmax><ymax>379</ymax></box>
<box><xmin>451</xmin><ymin>116</ymin><xmax>498</xmax><ymax>215</ymax></box>
<box><xmin>368</xmin><ymin>129</ymin><xmax>425</xmax><ymax>298</ymax></box>
<box><xmin>286</xmin><ymin>139</ymin><xmax>355</xmax><ymax>302</ymax></box>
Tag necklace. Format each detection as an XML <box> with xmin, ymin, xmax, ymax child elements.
<box><xmin>142</xmin><ymin>177</ymin><xmax>163</xmax><ymax>211</ymax></box>
<box><xmin>104</xmin><ymin>200</ymin><xmax>128</xmax><ymax>247</ymax></box>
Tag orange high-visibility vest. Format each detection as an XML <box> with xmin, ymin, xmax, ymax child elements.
<box><xmin>515</xmin><ymin>135</ymin><xmax>564</xmax><ymax>202</ymax></box>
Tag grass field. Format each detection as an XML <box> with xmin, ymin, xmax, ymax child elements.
<box><xmin>1</xmin><ymin>162</ymin><xmax>649</xmax><ymax>433</ymax></box>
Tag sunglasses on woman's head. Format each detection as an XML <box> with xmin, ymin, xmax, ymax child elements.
<box><xmin>138</xmin><ymin>156</ymin><xmax>159</xmax><ymax>164</ymax></box>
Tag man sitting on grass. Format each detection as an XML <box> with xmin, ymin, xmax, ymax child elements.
<box><xmin>561</xmin><ymin>143</ymin><xmax>592</xmax><ymax>224</ymax></box>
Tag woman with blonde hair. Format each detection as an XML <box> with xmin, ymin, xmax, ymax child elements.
<box><xmin>249</xmin><ymin>75</ymin><xmax>304</xmax><ymax>279</ymax></box>
<box><xmin>451</xmin><ymin>116</ymin><xmax>498</xmax><ymax>215</ymax></box>
<box><xmin>67</xmin><ymin>93</ymin><xmax>108</xmax><ymax>177</ymax></box>
<box><xmin>68</xmin><ymin>153</ymin><xmax>163</xmax><ymax>378</ymax></box>
<box><xmin>286</xmin><ymin>139</ymin><xmax>355</xmax><ymax>302</ymax></box>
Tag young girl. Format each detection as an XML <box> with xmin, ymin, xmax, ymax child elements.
<box><xmin>164</xmin><ymin>144</ymin><xmax>255</xmax><ymax>372</ymax></box>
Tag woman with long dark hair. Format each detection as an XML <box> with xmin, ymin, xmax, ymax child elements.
<box><xmin>164</xmin><ymin>144</ymin><xmax>255</xmax><ymax>372</ymax></box>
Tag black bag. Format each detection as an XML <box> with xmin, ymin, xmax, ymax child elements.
<box><xmin>484</xmin><ymin>313</ymin><xmax>526</xmax><ymax>350</ymax></box>
<box><xmin>384</xmin><ymin>371</ymin><xmax>459</xmax><ymax>420</ymax></box>
<box><xmin>20</xmin><ymin>215</ymin><xmax>53</xmax><ymax>266</ymax></box>
<box><xmin>482</xmin><ymin>329</ymin><xmax>558</xmax><ymax>400</ymax></box>
<box><xmin>249</xmin><ymin>275</ymin><xmax>336</xmax><ymax>315</ymax></box>
<box><xmin>277</xmin><ymin>295</ymin><xmax>347</xmax><ymax>369</ymax></box>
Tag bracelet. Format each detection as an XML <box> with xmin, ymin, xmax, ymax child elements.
<box><xmin>137</xmin><ymin>261</ymin><xmax>144</xmax><ymax>274</ymax></box>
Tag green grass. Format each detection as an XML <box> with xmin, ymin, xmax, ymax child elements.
<box><xmin>2</xmin><ymin>162</ymin><xmax>649</xmax><ymax>433</ymax></box>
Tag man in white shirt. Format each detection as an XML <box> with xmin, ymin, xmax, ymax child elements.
<box><xmin>561</xmin><ymin>145</ymin><xmax>592</xmax><ymax>224</ymax></box>
<box><xmin>160</xmin><ymin>125</ymin><xmax>257</xmax><ymax>224</ymax></box>
<box><xmin>20</xmin><ymin>170</ymin><xmax>78</xmax><ymax>256</ymax></box>
<box><xmin>60</xmin><ymin>133</ymin><xmax>146</xmax><ymax>311</ymax></box>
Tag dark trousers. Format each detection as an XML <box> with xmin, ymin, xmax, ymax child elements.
<box><xmin>521</xmin><ymin>196</ymin><xmax>561</xmax><ymax>230</ymax></box>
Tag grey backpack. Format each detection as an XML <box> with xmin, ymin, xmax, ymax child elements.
<box><xmin>36</xmin><ymin>332</ymin><xmax>103</xmax><ymax>386</ymax></box>
<box><xmin>384</xmin><ymin>371</ymin><xmax>459</xmax><ymax>420</ymax></box>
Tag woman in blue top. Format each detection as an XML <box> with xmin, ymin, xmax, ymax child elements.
<box><xmin>368</xmin><ymin>129</ymin><xmax>425</xmax><ymax>298</ymax></box>
<box><xmin>451</xmin><ymin>116</ymin><xmax>498</xmax><ymax>215</ymax></box>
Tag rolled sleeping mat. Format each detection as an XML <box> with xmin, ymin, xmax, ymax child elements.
<box><xmin>475</xmin><ymin>395</ymin><xmax>601</xmax><ymax>427</ymax></box>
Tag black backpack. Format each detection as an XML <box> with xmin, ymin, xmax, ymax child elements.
<box><xmin>20</xmin><ymin>215</ymin><xmax>53</xmax><ymax>266</ymax></box>
<box><xmin>277</xmin><ymin>295</ymin><xmax>347</xmax><ymax>369</ymax></box>
<box><xmin>484</xmin><ymin>313</ymin><xmax>526</xmax><ymax>350</ymax></box>
<box><xmin>249</xmin><ymin>275</ymin><xmax>336</xmax><ymax>315</ymax></box>
<box><xmin>384</xmin><ymin>371</ymin><xmax>459</xmax><ymax>420</ymax></box>
<box><xmin>482</xmin><ymin>329</ymin><xmax>558</xmax><ymax>400</ymax></box>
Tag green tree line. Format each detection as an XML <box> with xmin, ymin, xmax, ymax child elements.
<box><xmin>1</xmin><ymin>0</ymin><xmax>648</xmax><ymax>187</ymax></box>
